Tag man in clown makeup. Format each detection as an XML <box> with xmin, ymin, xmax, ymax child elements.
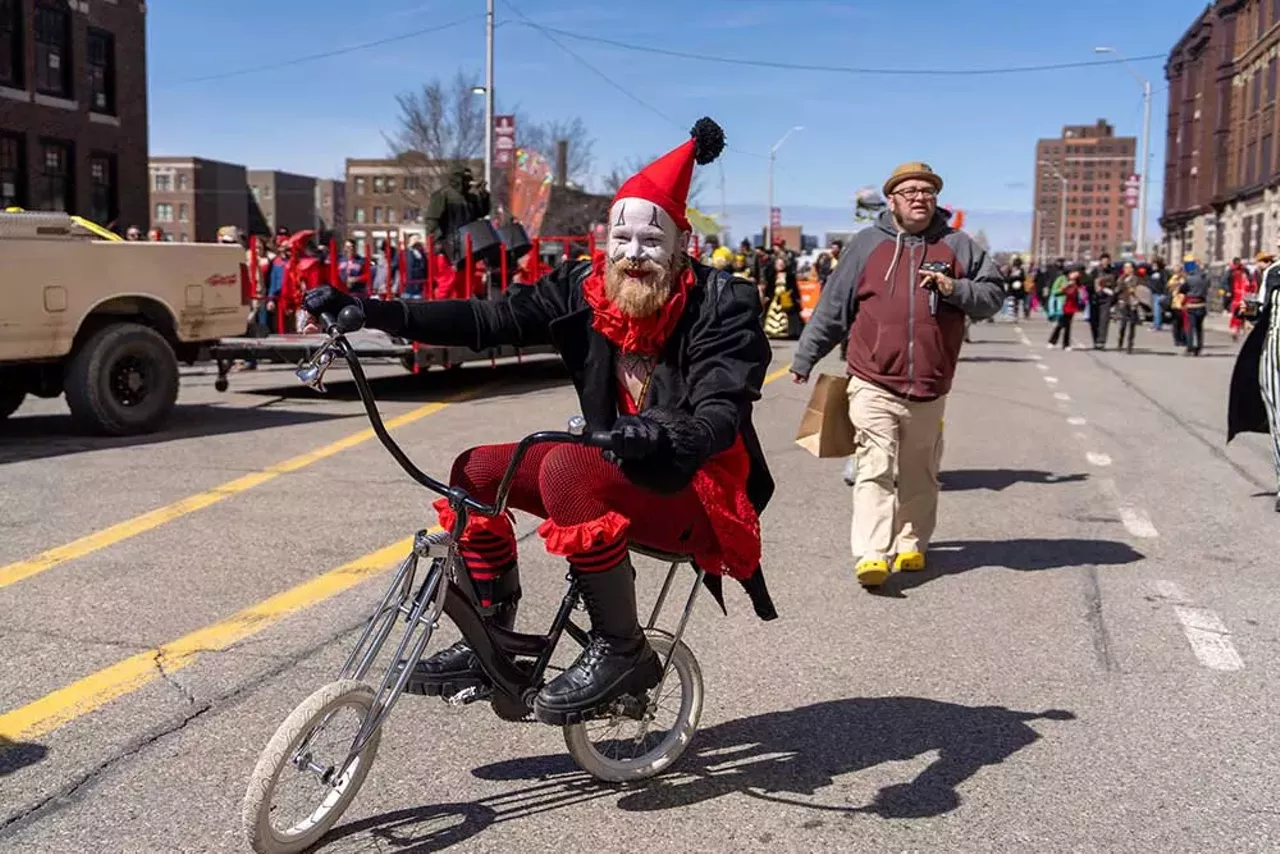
<box><xmin>304</xmin><ymin>118</ymin><xmax>776</xmax><ymax>724</ymax></box>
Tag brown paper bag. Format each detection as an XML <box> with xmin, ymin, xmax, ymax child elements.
<box><xmin>794</xmin><ymin>373</ymin><xmax>856</xmax><ymax>458</ymax></box>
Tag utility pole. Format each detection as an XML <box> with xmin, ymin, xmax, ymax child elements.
<box><xmin>484</xmin><ymin>0</ymin><xmax>495</xmax><ymax>190</ymax></box>
<box><xmin>1137</xmin><ymin>78</ymin><xmax>1152</xmax><ymax>257</ymax></box>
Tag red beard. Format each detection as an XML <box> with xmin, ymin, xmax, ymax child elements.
<box><xmin>604</xmin><ymin>256</ymin><xmax>673</xmax><ymax>318</ymax></box>
<box><xmin>583</xmin><ymin>253</ymin><xmax>692</xmax><ymax>355</ymax></box>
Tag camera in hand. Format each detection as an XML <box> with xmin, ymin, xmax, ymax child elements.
<box><xmin>919</xmin><ymin>260</ymin><xmax>951</xmax><ymax>316</ymax></box>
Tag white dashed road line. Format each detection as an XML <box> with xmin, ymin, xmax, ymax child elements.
<box><xmin>1054</xmin><ymin>392</ymin><xmax>1072</xmax><ymax>401</ymax></box>
<box><xmin>1086</xmin><ymin>451</ymin><xmax>1113</xmax><ymax>467</ymax></box>
<box><xmin>1097</xmin><ymin>478</ymin><xmax>1159</xmax><ymax>539</ymax></box>
<box><xmin>1036</xmin><ymin>362</ymin><xmax>1049</xmax><ymax>371</ymax></box>
<box><xmin>1045</xmin><ymin>376</ymin><xmax>1060</xmax><ymax>384</ymax></box>
<box><xmin>1067</xmin><ymin>416</ymin><xmax>1087</xmax><ymax>426</ymax></box>
<box><xmin>1154</xmin><ymin>581</ymin><xmax>1244</xmax><ymax>671</ymax></box>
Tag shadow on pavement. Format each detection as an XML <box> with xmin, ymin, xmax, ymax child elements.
<box><xmin>0</xmin><ymin>737</ymin><xmax>48</xmax><ymax>777</ymax></box>
<box><xmin>941</xmin><ymin>469</ymin><xmax>1089</xmax><ymax>491</ymax></box>
<box><xmin>244</xmin><ymin>357</ymin><xmax>572</xmax><ymax>404</ymax></box>
<box><xmin>883</xmin><ymin>538</ymin><xmax>1145</xmax><ymax>595</ymax></box>
<box><xmin>316</xmin><ymin>698</ymin><xmax>1075</xmax><ymax>851</ymax></box>
<box><xmin>0</xmin><ymin>403</ymin><xmax>350</xmax><ymax>466</ymax></box>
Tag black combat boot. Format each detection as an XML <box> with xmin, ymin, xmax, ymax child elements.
<box><xmin>533</xmin><ymin>556</ymin><xmax>661</xmax><ymax>725</ymax></box>
<box><xmin>405</xmin><ymin>567</ymin><xmax>520</xmax><ymax>697</ymax></box>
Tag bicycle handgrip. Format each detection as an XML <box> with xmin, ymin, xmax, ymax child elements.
<box><xmin>583</xmin><ymin>431</ymin><xmax>616</xmax><ymax>450</ymax></box>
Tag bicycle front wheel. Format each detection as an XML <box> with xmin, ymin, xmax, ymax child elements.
<box><xmin>242</xmin><ymin>679</ymin><xmax>382</xmax><ymax>854</ymax></box>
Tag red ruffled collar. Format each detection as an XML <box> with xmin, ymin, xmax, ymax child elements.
<box><xmin>582</xmin><ymin>253</ymin><xmax>692</xmax><ymax>355</ymax></box>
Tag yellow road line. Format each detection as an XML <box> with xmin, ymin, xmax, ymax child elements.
<box><xmin>0</xmin><ymin>402</ymin><xmax>450</xmax><ymax>591</ymax></box>
<box><xmin>0</xmin><ymin>536</ymin><xmax>421</xmax><ymax>741</ymax></box>
<box><xmin>0</xmin><ymin>361</ymin><xmax>795</xmax><ymax>742</ymax></box>
<box><xmin>764</xmin><ymin>366</ymin><xmax>790</xmax><ymax>385</ymax></box>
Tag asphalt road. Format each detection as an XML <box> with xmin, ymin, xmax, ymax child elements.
<box><xmin>1</xmin><ymin>314</ymin><xmax>1276</xmax><ymax>854</ymax></box>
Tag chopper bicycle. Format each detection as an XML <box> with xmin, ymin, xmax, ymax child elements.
<box><xmin>241</xmin><ymin>305</ymin><xmax>710</xmax><ymax>854</ymax></box>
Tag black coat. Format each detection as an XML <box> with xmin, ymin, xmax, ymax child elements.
<box><xmin>356</xmin><ymin>258</ymin><xmax>778</xmax><ymax>619</ymax></box>
<box><xmin>1228</xmin><ymin>300</ymin><xmax>1271</xmax><ymax>443</ymax></box>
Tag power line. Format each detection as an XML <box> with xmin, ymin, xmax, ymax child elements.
<box><xmin>500</xmin><ymin>0</ymin><xmax>767</xmax><ymax>160</ymax></box>
<box><xmin>163</xmin><ymin>15</ymin><xmax>489</xmax><ymax>87</ymax></box>
<box><xmin>514</xmin><ymin>22</ymin><xmax>1167</xmax><ymax>77</ymax></box>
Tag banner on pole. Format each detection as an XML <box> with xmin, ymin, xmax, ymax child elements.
<box><xmin>494</xmin><ymin>115</ymin><xmax>516</xmax><ymax>168</ymax></box>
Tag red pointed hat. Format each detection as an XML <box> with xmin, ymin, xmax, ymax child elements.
<box><xmin>611</xmin><ymin>117</ymin><xmax>725</xmax><ymax>233</ymax></box>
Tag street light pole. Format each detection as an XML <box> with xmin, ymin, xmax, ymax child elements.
<box><xmin>766</xmin><ymin>125</ymin><xmax>803</xmax><ymax>248</ymax></box>
<box><xmin>1095</xmin><ymin>46</ymin><xmax>1151</xmax><ymax>257</ymax></box>
<box><xmin>484</xmin><ymin>0</ymin><xmax>495</xmax><ymax>190</ymax></box>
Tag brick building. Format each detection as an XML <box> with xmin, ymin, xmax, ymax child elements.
<box><xmin>248</xmin><ymin>169</ymin><xmax>330</xmax><ymax>237</ymax></box>
<box><xmin>1163</xmin><ymin>0</ymin><xmax>1280</xmax><ymax>267</ymax></box>
<box><xmin>0</xmin><ymin>0</ymin><xmax>148</xmax><ymax>231</ymax></box>
<box><xmin>148</xmin><ymin>156</ymin><xmax>247</xmax><ymax>243</ymax></box>
<box><xmin>317</xmin><ymin>177</ymin><xmax>345</xmax><ymax>238</ymax></box>
<box><xmin>345</xmin><ymin>155</ymin><xmax>481</xmax><ymax>251</ymax></box>
<box><xmin>1032</xmin><ymin>119</ymin><xmax>1137</xmax><ymax>262</ymax></box>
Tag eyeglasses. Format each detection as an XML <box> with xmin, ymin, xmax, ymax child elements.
<box><xmin>893</xmin><ymin>188</ymin><xmax>937</xmax><ymax>200</ymax></box>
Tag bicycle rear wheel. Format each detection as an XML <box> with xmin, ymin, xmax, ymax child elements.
<box><xmin>562</xmin><ymin>631</ymin><xmax>703</xmax><ymax>783</ymax></box>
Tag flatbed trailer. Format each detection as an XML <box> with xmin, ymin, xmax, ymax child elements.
<box><xmin>209</xmin><ymin>331</ymin><xmax>554</xmax><ymax>392</ymax></box>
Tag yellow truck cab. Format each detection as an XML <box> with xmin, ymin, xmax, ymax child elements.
<box><xmin>0</xmin><ymin>210</ymin><xmax>250</xmax><ymax>435</ymax></box>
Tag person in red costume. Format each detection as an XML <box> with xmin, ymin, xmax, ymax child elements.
<box><xmin>304</xmin><ymin>118</ymin><xmax>776</xmax><ymax>724</ymax></box>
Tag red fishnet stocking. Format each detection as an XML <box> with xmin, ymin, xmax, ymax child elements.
<box><xmin>444</xmin><ymin>442</ymin><xmax>717</xmax><ymax>575</ymax></box>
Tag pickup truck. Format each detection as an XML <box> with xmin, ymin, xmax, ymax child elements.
<box><xmin>0</xmin><ymin>210</ymin><xmax>251</xmax><ymax>435</ymax></box>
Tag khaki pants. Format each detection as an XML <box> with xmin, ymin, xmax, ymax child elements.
<box><xmin>846</xmin><ymin>375</ymin><xmax>946</xmax><ymax>561</ymax></box>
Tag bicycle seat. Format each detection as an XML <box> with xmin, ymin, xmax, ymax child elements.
<box><xmin>628</xmin><ymin>543</ymin><xmax>694</xmax><ymax>565</ymax></box>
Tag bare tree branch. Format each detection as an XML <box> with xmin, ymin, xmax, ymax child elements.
<box><xmin>517</xmin><ymin>116</ymin><xmax>596</xmax><ymax>184</ymax></box>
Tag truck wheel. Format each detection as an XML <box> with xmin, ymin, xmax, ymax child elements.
<box><xmin>64</xmin><ymin>323</ymin><xmax>180</xmax><ymax>436</ymax></box>
<box><xmin>0</xmin><ymin>388</ymin><xmax>24</xmax><ymax>420</ymax></box>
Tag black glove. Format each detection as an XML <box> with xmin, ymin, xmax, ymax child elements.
<box><xmin>607</xmin><ymin>415</ymin><xmax>670</xmax><ymax>462</ymax></box>
<box><xmin>302</xmin><ymin>285</ymin><xmax>357</xmax><ymax>322</ymax></box>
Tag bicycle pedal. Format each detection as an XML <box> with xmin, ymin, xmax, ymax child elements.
<box><xmin>445</xmin><ymin>685</ymin><xmax>492</xmax><ymax>707</ymax></box>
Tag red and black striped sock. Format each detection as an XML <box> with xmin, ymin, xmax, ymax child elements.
<box><xmin>569</xmin><ymin>537</ymin><xmax>629</xmax><ymax>574</ymax></box>
<box><xmin>460</xmin><ymin>530</ymin><xmax>517</xmax><ymax>608</ymax></box>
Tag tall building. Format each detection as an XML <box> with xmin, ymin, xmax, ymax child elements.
<box><xmin>1163</xmin><ymin>0</ymin><xmax>1280</xmax><ymax>267</ymax></box>
<box><xmin>0</xmin><ymin>0</ymin><xmax>148</xmax><ymax>230</ymax></box>
<box><xmin>1032</xmin><ymin>119</ymin><xmax>1137</xmax><ymax>262</ymax></box>
<box><xmin>148</xmin><ymin>156</ymin><xmax>248</xmax><ymax>242</ymax></box>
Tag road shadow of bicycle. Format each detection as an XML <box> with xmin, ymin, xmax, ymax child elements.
<box><xmin>317</xmin><ymin>698</ymin><xmax>1075</xmax><ymax>851</ymax></box>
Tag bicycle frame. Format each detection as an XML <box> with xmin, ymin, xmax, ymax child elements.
<box><xmin>290</xmin><ymin>311</ymin><xmax>706</xmax><ymax>782</ymax></box>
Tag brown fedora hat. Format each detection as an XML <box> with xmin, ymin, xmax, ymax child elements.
<box><xmin>883</xmin><ymin>161</ymin><xmax>944</xmax><ymax>197</ymax></box>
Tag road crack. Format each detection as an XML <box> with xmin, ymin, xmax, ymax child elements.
<box><xmin>1084</xmin><ymin>566</ymin><xmax>1119</xmax><ymax>672</ymax></box>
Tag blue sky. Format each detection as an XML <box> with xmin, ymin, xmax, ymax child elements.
<box><xmin>147</xmin><ymin>0</ymin><xmax>1201</xmax><ymax>250</ymax></box>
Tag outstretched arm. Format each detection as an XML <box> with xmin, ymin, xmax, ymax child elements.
<box><xmin>312</xmin><ymin>260</ymin><xmax>582</xmax><ymax>350</ymax></box>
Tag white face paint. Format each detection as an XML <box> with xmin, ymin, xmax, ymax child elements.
<box><xmin>607</xmin><ymin>198</ymin><xmax>681</xmax><ymax>270</ymax></box>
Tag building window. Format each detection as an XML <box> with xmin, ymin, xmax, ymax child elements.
<box><xmin>355</xmin><ymin>177</ymin><xmax>365</xmax><ymax>194</ymax></box>
<box><xmin>87</xmin><ymin>28</ymin><xmax>115</xmax><ymax>114</ymax></box>
<box><xmin>0</xmin><ymin>0</ymin><xmax>21</xmax><ymax>88</ymax></box>
<box><xmin>372</xmin><ymin>206</ymin><xmax>383</xmax><ymax>223</ymax></box>
<box><xmin>89</xmin><ymin>153</ymin><xmax>116</xmax><ymax>225</ymax></box>
<box><xmin>154</xmin><ymin>202</ymin><xmax>173</xmax><ymax>222</ymax></box>
<box><xmin>1264</xmin><ymin>135</ymin><xmax>1275</xmax><ymax>183</ymax></box>
<box><xmin>386</xmin><ymin>177</ymin><xmax>396</xmax><ymax>194</ymax></box>
<box><xmin>36</xmin><ymin>139</ymin><xmax>72</xmax><ymax>211</ymax></box>
<box><xmin>387</xmin><ymin>208</ymin><xmax>397</xmax><ymax>223</ymax></box>
<box><xmin>34</xmin><ymin>1</ymin><xmax>71</xmax><ymax>98</ymax></box>
<box><xmin>354</xmin><ymin>207</ymin><xmax>366</xmax><ymax>224</ymax></box>
<box><xmin>178</xmin><ymin>203</ymin><xmax>188</xmax><ymax>222</ymax></box>
<box><xmin>373</xmin><ymin>176</ymin><xmax>385</xmax><ymax>194</ymax></box>
<box><xmin>177</xmin><ymin>173</ymin><xmax>188</xmax><ymax>191</ymax></box>
<box><xmin>1253</xmin><ymin>71</ymin><xmax>1262</xmax><ymax>113</ymax></box>
<box><xmin>153</xmin><ymin>172</ymin><xmax>171</xmax><ymax>192</ymax></box>
<box><xmin>404</xmin><ymin>207</ymin><xmax>420</xmax><ymax>221</ymax></box>
<box><xmin>404</xmin><ymin>176</ymin><xmax>420</xmax><ymax>191</ymax></box>
<box><xmin>0</xmin><ymin>132</ymin><xmax>23</xmax><ymax>207</ymax></box>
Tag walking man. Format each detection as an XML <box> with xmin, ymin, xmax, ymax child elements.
<box><xmin>790</xmin><ymin>162</ymin><xmax>1005</xmax><ymax>588</ymax></box>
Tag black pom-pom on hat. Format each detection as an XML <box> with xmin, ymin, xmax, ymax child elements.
<box><xmin>691</xmin><ymin>117</ymin><xmax>725</xmax><ymax>165</ymax></box>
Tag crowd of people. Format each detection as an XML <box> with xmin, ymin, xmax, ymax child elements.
<box><xmin>984</xmin><ymin>251</ymin><xmax>1261</xmax><ymax>357</ymax></box>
